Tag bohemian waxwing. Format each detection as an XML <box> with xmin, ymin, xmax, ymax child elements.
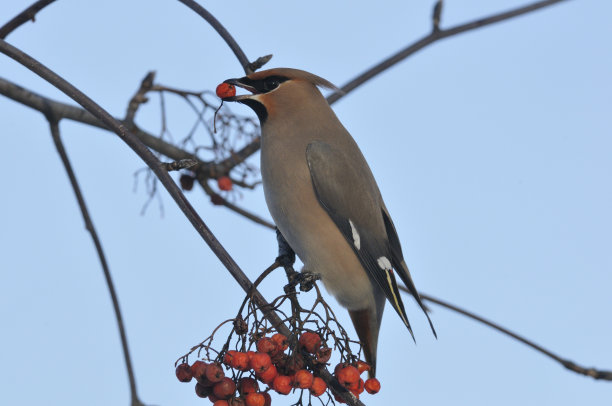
<box><xmin>222</xmin><ymin>68</ymin><xmax>435</xmax><ymax>376</ymax></box>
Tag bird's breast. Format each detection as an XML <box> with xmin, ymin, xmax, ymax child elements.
<box><xmin>260</xmin><ymin>131</ymin><xmax>375</xmax><ymax>310</ymax></box>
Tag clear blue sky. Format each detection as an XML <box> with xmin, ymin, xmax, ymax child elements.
<box><xmin>1</xmin><ymin>1</ymin><xmax>610</xmax><ymax>405</ymax></box>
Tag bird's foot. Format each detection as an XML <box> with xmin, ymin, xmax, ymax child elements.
<box><xmin>284</xmin><ymin>271</ymin><xmax>320</xmax><ymax>293</ymax></box>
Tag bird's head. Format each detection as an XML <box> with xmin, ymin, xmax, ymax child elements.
<box><xmin>221</xmin><ymin>68</ymin><xmax>337</xmax><ymax>124</ymax></box>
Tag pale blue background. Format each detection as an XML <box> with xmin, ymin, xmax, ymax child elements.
<box><xmin>1</xmin><ymin>1</ymin><xmax>610</xmax><ymax>405</ymax></box>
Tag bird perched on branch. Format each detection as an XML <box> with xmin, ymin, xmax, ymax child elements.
<box><xmin>222</xmin><ymin>68</ymin><xmax>435</xmax><ymax>375</ymax></box>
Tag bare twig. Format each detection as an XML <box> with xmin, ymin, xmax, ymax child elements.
<box><xmin>432</xmin><ymin>0</ymin><xmax>443</xmax><ymax>32</ymax></box>
<box><xmin>125</xmin><ymin>71</ymin><xmax>155</xmax><ymax>124</ymax></box>
<box><xmin>327</xmin><ymin>0</ymin><xmax>569</xmax><ymax>104</ymax></box>
<box><xmin>176</xmin><ymin>0</ymin><xmax>251</xmax><ymax>73</ymax></box>
<box><xmin>199</xmin><ymin>179</ymin><xmax>275</xmax><ymax>229</ymax></box>
<box><xmin>47</xmin><ymin>118</ymin><xmax>146</xmax><ymax>406</ymax></box>
<box><xmin>0</xmin><ymin>0</ymin><xmax>56</xmax><ymax>39</ymax></box>
<box><xmin>411</xmin><ymin>289</ymin><xmax>612</xmax><ymax>381</ymax></box>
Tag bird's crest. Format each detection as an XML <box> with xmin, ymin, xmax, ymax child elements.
<box><xmin>248</xmin><ymin>68</ymin><xmax>338</xmax><ymax>92</ymax></box>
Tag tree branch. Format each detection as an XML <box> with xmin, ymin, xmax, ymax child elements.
<box><xmin>176</xmin><ymin>0</ymin><xmax>252</xmax><ymax>74</ymax></box>
<box><xmin>327</xmin><ymin>0</ymin><xmax>569</xmax><ymax>104</ymax></box>
<box><xmin>0</xmin><ymin>38</ymin><xmax>361</xmax><ymax>405</ymax></box>
<box><xmin>411</xmin><ymin>289</ymin><xmax>612</xmax><ymax>381</ymax></box>
<box><xmin>47</xmin><ymin>118</ymin><xmax>146</xmax><ymax>406</ymax></box>
<box><xmin>0</xmin><ymin>0</ymin><xmax>56</xmax><ymax>39</ymax></box>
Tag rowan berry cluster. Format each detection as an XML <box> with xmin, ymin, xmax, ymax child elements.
<box><xmin>176</xmin><ymin>274</ymin><xmax>382</xmax><ymax>404</ymax></box>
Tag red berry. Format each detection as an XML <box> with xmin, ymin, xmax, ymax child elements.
<box><xmin>356</xmin><ymin>360</ymin><xmax>371</xmax><ymax>375</ymax></box>
<box><xmin>217</xmin><ymin>176</ymin><xmax>233</xmax><ymax>191</ymax></box>
<box><xmin>176</xmin><ymin>363</ymin><xmax>193</xmax><ymax>382</ymax></box>
<box><xmin>256</xmin><ymin>337</ymin><xmax>277</xmax><ymax>355</ymax></box>
<box><xmin>309</xmin><ymin>376</ymin><xmax>327</xmax><ymax>397</ymax></box>
<box><xmin>206</xmin><ymin>363</ymin><xmax>225</xmax><ymax>383</ymax></box>
<box><xmin>298</xmin><ymin>332</ymin><xmax>321</xmax><ymax>353</ymax></box>
<box><xmin>213</xmin><ymin>377</ymin><xmax>237</xmax><ymax>399</ymax></box>
<box><xmin>249</xmin><ymin>352</ymin><xmax>272</xmax><ymax>374</ymax></box>
<box><xmin>231</xmin><ymin>352</ymin><xmax>250</xmax><ymax>371</ymax></box>
<box><xmin>364</xmin><ymin>377</ymin><xmax>381</xmax><ymax>394</ymax></box>
<box><xmin>216</xmin><ymin>83</ymin><xmax>236</xmax><ymax>99</ymax></box>
<box><xmin>244</xmin><ymin>392</ymin><xmax>265</xmax><ymax>406</ymax></box>
<box><xmin>272</xmin><ymin>375</ymin><xmax>292</xmax><ymax>395</ymax></box>
<box><xmin>212</xmin><ymin>400</ymin><xmax>229</xmax><ymax>406</ymax></box>
<box><xmin>270</xmin><ymin>333</ymin><xmax>289</xmax><ymax>351</ymax></box>
<box><xmin>237</xmin><ymin>377</ymin><xmax>259</xmax><ymax>396</ymax></box>
<box><xmin>256</xmin><ymin>364</ymin><xmax>277</xmax><ymax>384</ymax></box>
<box><xmin>195</xmin><ymin>382</ymin><xmax>212</xmax><ymax>398</ymax></box>
<box><xmin>191</xmin><ymin>360</ymin><xmax>208</xmax><ymax>380</ymax></box>
<box><xmin>262</xmin><ymin>392</ymin><xmax>272</xmax><ymax>406</ymax></box>
<box><xmin>336</xmin><ymin>366</ymin><xmax>360</xmax><ymax>388</ymax></box>
<box><xmin>293</xmin><ymin>369</ymin><xmax>313</xmax><ymax>389</ymax></box>
<box><xmin>349</xmin><ymin>378</ymin><xmax>365</xmax><ymax>396</ymax></box>
<box><xmin>223</xmin><ymin>351</ymin><xmax>237</xmax><ymax>366</ymax></box>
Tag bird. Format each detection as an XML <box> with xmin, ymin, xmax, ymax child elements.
<box><xmin>221</xmin><ymin>68</ymin><xmax>435</xmax><ymax>376</ymax></box>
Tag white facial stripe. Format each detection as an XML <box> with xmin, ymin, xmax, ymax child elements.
<box><xmin>377</xmin><ymin>256</ymin><xmax>392</xmax><ymax>270</ymax></box>
<box><xmin>349</xmin><ymin>219</ymin><xmax>361</xmax><ymax>250</ymax></box>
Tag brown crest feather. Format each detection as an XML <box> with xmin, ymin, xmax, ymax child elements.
<box><xmin>247</xmin><ymin>68</ymin><xmax>338</xmax><ymax>91</ymax></box>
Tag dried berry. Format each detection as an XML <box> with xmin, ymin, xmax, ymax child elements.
<box><xmin>176</xmin><ymin>363</ymin><xmax>193</xmax><ymax>382</ymax></box>
<box><xmin>180</xmin><ymin>174</ymin><xmax>195</xmax><ymax>191</ymax></box>
<box><xmin>315</xmin><ymin>347</ymin><xmax>331</xmax><ymax>364</ymax></box>
<box><xmin>206</xmin><ymin>363</ymin><xmax>225</xmax><ymax>383</ymax></box>
<box><xmin>191</xmin><ymin>360</ymin><xmax>208</xmax><ymax>380</ymax></box>
<box><xmin>298</xmin><ymin>332</ymin><xmax>321</xmax><ymax>353</ymax></box>
<box><xmin>213</xmin><ymin>377</ymin><xmax>237</xmax><ymax>399</ymax></box>
<box><xmin>237</xmin><ymin>377</ymin><xmax>259</xmax><ymax>396</ymax></box>
<box><xmin>195</xmin><ymin>382</ymin><xmax>211</xmax><ymax>398</ymax></box>
<box><xmin>216</xmin><ymin>83</ymin><xmax>236</xmax><ymax>99</ymax></box>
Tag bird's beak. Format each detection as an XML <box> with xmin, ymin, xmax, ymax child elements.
<box><xmin>222</xmin><ymin>78</ymin><xmax>259</xmax><ymax>102</ymax></box>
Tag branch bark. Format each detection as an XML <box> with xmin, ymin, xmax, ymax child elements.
<box><xmin>47</xmin><ymin>118</ymin><xmax>146</xmax><ymax>406</ymax></box>
<box><xmin>412</xmin><ymin>290</ymin><xmax>612</xmax><ymax>381</ymax></box>
<box><xmin>326</xmin><ymin>0</ymin><xmax>569</xmax><ymax>104</ymax></box>
<box><xmin>0</xmin><ymin>0</ymin><xmax>56</xmax><ymax>39</ymax></box>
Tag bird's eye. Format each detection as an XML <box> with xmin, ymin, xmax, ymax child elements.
<box><xmin>264</xmin><ymin>77</ymin><xmax>280</xmax><ymax>91</ymax></box>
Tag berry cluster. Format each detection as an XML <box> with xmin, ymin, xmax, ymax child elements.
<box><xmin>177</xmin><ymin>272</ymin><xmax>382</xmax><ymax>404</ymax></box>
<box><xmin>177</xmin><ymin>330</ymin><xmax>381</xmax><ymax>405</ymax></box>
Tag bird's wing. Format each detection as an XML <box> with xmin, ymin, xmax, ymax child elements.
<box><xmin>305</xmin><ymin>141</ymin><xmax>415</xmax><ymax>338</ymax></box>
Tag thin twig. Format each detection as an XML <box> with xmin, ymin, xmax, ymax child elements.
<box><xmin>327</xmin><ymin>0</ymin><xmax>569</xmax><ymax>104</ymax></box>
<box><xmin>125</xmin><ymin>71</ymin><xmax>155</xmax><ymax>124</ymax></box>
<box><xmin>176</xmin><ymin>0</ymin><xmax>251</xmax><ymax>73</ymax></box>
<box><xmin>47</xmin><ymin>119</ymin><xmax>146</xmax><ymax>406</ymax></box>
<box><xmin>0</xmin><ymin>0</ymin><xmax>56</xmax><ymax>39</ymax></box>
<box><xmin>199</xmin><ymin>179</ymin><xmax>275</xmax><ymax>229</ymax></box>
<box><xmin>411</xmin><ymin>289</ymin><xmax>612</xmax><ymax>381</ymax></box>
